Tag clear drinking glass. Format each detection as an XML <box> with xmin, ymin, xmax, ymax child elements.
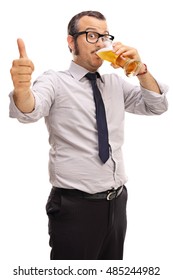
<box><xmin>96</xmin><ymin>42</ymin><xmax>142</xmax><ymax>77</ymax></box>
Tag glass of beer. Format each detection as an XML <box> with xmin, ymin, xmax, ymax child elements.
<box><xmin>96</xmin><ymin>44</ymin><xmax>142</xmax><ymax>77</ymax></box>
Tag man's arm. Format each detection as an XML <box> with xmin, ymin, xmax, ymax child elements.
<box><xmin>137</xmin><ymin>64</ymin><xmax>161</xmax><ymax>94</ymax></box>
<box><xmin>10</xmin><ymin>38</ymin><xmax>35</xmax><ymax>113</ymax></box>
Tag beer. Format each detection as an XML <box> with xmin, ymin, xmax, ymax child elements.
<box><xmin>96</xmin><ymin>47</ymin><xmax>141</xmax><ymax>77</ymax></box>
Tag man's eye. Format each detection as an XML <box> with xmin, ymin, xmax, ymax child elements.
<box><xmin>89</xmin><ymin>33</ymin><xmax>97</xmax><ymax>39</ymax></box>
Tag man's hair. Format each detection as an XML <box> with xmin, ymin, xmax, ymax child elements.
<box><xmin>67</xmin><ymin>11</ymin><xmax>106</xmax><ymax>35</ymax></box>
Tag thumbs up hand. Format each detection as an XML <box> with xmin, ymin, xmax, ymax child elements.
<box><xmin>10</xmin><ymin>38</ymin><xmax>35</xmax><ymax>95</ymax></box>
<box><xmin>10</xmin><ymin>38</ymin><xmax>35</xmax><ymax>112</ymax></box>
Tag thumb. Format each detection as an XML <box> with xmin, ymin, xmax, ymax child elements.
<box><xmin>17</xmin><ymin>38</ymin><xmax>28</xmax><ymax>58</ymax></box>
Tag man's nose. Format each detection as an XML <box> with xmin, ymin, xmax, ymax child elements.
<box><xmin>95</xmin><ymin>37</ymin><xmax>106</xmax><ymax>48</ymax></box>
<box><xmin>96</xmin><ymin>38</ymin><xmax>112</xmax><ymax>49</ymax></box>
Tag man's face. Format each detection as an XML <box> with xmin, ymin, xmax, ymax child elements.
<box><xmin>68</xmin><ymin>16</ymin><xmax>109</xmax><ymax>72</ymax></box>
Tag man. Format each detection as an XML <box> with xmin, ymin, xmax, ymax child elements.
<box><xmin>9</xmin><ymin>10</ymin><xmax>168</xmax><ymax>260</ymax></box>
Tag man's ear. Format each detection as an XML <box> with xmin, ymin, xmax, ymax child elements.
<box><xmin>67</xmin><ymin>35</ymin><xmax>74</xmax><ymax>52</ymax></box>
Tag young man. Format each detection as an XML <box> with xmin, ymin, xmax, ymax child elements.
<box><xmin>9</xmin><ymin>11</ymin><xmax>168</xmax><ymax>260</ymax></box>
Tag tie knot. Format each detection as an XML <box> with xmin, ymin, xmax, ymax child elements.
<box><xmin>85</xmin><ymin>72</ymin><xmax>98</xmax><ymax>81</ymax></box>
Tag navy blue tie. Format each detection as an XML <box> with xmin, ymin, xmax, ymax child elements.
<box><xmin>85</xmin><ymin>72</ymin><xmax>109</xmax><ymax>163</ymax></box>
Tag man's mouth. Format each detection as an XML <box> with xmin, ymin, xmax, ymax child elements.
<box><xmin>91</xmin><ymin>48</ymin><xmax>100</xmax><ymax>54</ymax></box>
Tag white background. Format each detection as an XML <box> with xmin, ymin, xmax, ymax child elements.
<box><xmin>0</xmin><ymin>0</ymin><xmax>172</xmax><ymax>279</ymax></box>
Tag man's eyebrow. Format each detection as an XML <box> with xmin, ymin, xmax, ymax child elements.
<box><xmin>85</xmin><ymin>28</ymin><xmax>109</xmax><ymax>34</ymax></box>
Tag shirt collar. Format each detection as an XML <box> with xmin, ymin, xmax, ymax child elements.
<box><xmin>68</xmin><ymin>61</ymin><xmax>103</xmax><ymax>82</ymax></box>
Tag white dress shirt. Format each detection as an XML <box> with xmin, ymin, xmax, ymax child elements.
<box><xmin>9</xmin><ymin>61</ymin><xmax>168</xmax><ymax>194</ymax></box>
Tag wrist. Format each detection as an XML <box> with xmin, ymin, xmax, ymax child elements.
<box><xmin>136</xmin><ymin>63</ymin><xmax>148</xmax><ymax>76</ymax></box>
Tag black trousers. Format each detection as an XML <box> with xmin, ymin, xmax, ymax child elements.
<box><xmin>46</xmin><ymin>186</ymin><xmax>128</xmax><ymax>260</ymax></box>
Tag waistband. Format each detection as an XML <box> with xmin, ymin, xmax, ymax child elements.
<box><xmin>53</xmin><ymin>185</ymin><xmax>124</xmax><ymax>201</ymax></box>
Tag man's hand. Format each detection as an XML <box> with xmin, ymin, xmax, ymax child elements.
<box><xmin>111</xmin><ymin>42</ymin><xmax>161</xmax><ymax>94</ymax></box>
<box><xmin>10</xmin><ymin>38</ymin><xmax>34</xmax><ymax>94</ymax></box>
<box><xmin>10</xmin><ymin>39</ymin><xmax>35</xmax><ymax>112</ymax></box>
<box><xmin>110</xmin><ymin>42</ymin><xmax>142</xmax><ymax>69</ymax></box>
<box><xmin>112</xmin><ymin>42</ymin><xmax>141</xmax><ymax>62</ymax></box>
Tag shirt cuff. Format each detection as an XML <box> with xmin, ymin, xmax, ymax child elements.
<box><xmin>9</xmin><ymin>91</ymin><xmax>39</xmax><ymax>123</ymax></box>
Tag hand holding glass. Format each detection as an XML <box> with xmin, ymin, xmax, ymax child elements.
<box><xmin>96</xmin><ymin>41</ymin><xmax>142</xmax><ymax>77</ymax></box>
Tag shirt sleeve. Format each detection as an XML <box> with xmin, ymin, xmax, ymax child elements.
<box><xmin>9</xmin><ymin>70</ymin><xmax>57</xmax><ymax>123</ymax></box>
<box><xmin>123</xmin><ymin>79</ymin><xmax>169</xmax><ymax>115</ymax></box>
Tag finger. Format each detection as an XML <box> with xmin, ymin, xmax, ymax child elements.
<box><xmin>12</xmin><ymin>58</ymin><xmax>35</xmax><ymax>71</ymax></box>
<box><xmin>112</xmin><ymin>41</ymin><xmax>122</xmax><ymax>47</ymax></box>
<box><xmin>12</xmin><ymin>75</ymin><xmax>32</xmax><ymax>83</ymax></box>
<box><xmin>17</xmin><ymin>38</ymin><xmax>28</xmax><ymax>58</ymax></box>
<box><xmin>114</xmin><ymin>46</ymin><xmax>129</xmax><ymax>55</ymax></box>
<box><xmin>112</xmin><ymin>42</ymin><xmax>123</xmax><ymax>50</ymax></box>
